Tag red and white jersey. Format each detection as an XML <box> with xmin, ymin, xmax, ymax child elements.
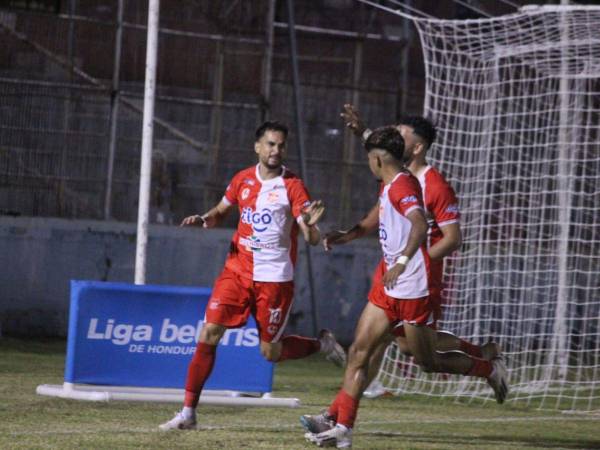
<box><xmin>416</xmin><ymin>165</ymin><xmax>460</xmax><ymax>288</ymax></box>
<box><xmin>378</xmin><ymin>171</ymin><xmax>429</xmax><ymax>299</ymax></box>
<box><xmin>222</xmin><ymin>164</ymin><xmax>311</xmax><ymax>282</ymax></box>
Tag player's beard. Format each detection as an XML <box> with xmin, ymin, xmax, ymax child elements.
<box><xmin>264</xmin><ymin>155</ymin><xmax>282</xmax><ymax>170</ymax></box>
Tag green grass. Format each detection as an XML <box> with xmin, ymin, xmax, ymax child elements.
<box><xmin>1</xmin><ymin>337</ymin><xmax>599</xmax><ymax>449</ymax></box>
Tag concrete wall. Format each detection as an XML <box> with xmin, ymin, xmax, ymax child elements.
<box><xmin>0</xmin><ymin>217</ymin><xmax>380</xmax><ymax>344</ymax></box>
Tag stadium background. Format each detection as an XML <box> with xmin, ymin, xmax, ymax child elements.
<box><xmin>0</xmin><ymin>0</ymin><xmax>590</xmax><ymax>344</ymax></box>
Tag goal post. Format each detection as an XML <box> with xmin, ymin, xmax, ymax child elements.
<box><xmin>369</xmin><ymin>4</ymin><xmax>600</xmax><ymax>411</ymax></box>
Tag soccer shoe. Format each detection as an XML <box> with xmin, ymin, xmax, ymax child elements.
<box><xmin>300</xmin><ymin>410</ymin><xmax>335</xmax><ymax>434</ymax></box>
<box><xmin>481</xmin><ymin>341</ymin><xmax>501</xmax><ymax>361</ymax></box>
<box><xmin>158</xmin><ymin>411</ymin><xmax>197</xmax><ymax>431</ymax></box>
<box><xmin>487</xmin><ymin>357</ymin><xmax>509</xmax><ymax>404</ymax></box>
<box><xmin>309</xmin><ymin>424</ymin><xmax>353</xmax><ymax>448</ymax></box>
<box><xmin>363</xmin><ymin>379</ymin><xmax>389</xmax><ymax>399</ymax></box>
<box><xmin>319</xmin><ymin>329</ymin><xmax>347</xmax><ymax>367</ymax></box>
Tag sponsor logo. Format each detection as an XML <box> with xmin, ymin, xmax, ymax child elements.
<box><xmin>401</xmin><ymin>195</ymin><xmax>418</xmax><ymax>204</ymax></box>
<box><xmin>268</xmin><ymin>307</ymin><xmax>282</xmax><ymax>325</ymax></box>
<box><xmin>239</xmin><ymin>236</ymin><xmax>277</xmax><ymax>251</ymax></box>
<box><xmin>241</xmin><ymin>207</ymin><xmax>273</xmax><ymax>232</ymax></box>
<box><xmin>209</xmin><ymin>297</ymin><xmax>220</xmax><ymax>310</ymax></box>
<box><xmin>241</xmin><ymin>188</ymin><xmax>250</xmax><ymax>200</ymax></box>
<box><xmin>379</xmin><ymin>226</ymin><xmax>387</xmax><ymax>241</ymax></box>
<box><xmin>86</xmin><ymin>318</ymin><xmax>259</xmax><ymax>350</ymax></box>
<box><xmin>446</xmin><ymin>204</ymin><xmax>459</xmax><ymax>214</ymax></box>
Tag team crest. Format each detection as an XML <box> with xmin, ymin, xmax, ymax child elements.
<box><xmin>241</xmin><ymin>188</ymin><xmax>250</xmax><ymax>200</ymax></box>
<box><xmin>267</xmin><ymin>191</ymin><xmax>279</xmax><ymax>203</ymax></box>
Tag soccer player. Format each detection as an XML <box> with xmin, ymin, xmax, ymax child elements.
<box><xmin>304</xmin><ymin>126</ymin><xmax>434</xmax><ymax>448</ymax></box>
<box><xmin>159</xmin><ymin>121</ymin><xmax>345</xmax><ymax>431</ymax></box>
<box><xmin>303</xmin><ymin>125</ymin><xmax>508</xmax><ymax>448</ymax></box>
<box><xmin>336</xmin><ymin>105</ymin><xmax>505</xmax><ymax>398</ymax></box>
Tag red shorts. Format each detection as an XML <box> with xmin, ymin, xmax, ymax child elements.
<box><xmin>368</xmin><ymin>259</ymin><xmax>435</xmax><ymax>333</ymax></box>
<box><xmin>205</xmin><ymin>267</ymin><xmax>294</xmax><ymax>343</ymax></box>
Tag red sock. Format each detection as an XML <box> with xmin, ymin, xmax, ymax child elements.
<box><xmin>184</xmin><ymin>342</ymin><xmax>217</xmax><ymax>407</ymax></box>
<box><xmin>327</xmin><ymin>390</ymin><xmax>344</xmax><ymax>420</ymax></box>
<box><xmin>460</xmin><ymin>340</ymin><xmax>483</xmax><ymax>358</ymax></box>
<box><xmin>277</xmin><ymin>335</ymin><xmax>320</xmax><ymax>362</ymax></box>
<box><xmin>466</xmin><ymin>357</ymin><xmax>492</xmax><ymax>378</ymax></box>
<box><xmin>336</xmin><ymin>390</ymin><xmax>360</xmax><ymax>429</ymax></box>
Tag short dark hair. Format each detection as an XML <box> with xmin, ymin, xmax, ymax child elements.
<box><xmin>255</xmin><ymin>121</ymin><xmax>288</xmax><ymax>141</ymax></box>
<box><xmin>400</xmin><ymin>116</ymin><xmax>437</xmax><ymax>149</ymax></box>
<box><xmin>364</xmin><ymin>126</ymin><xmax>405</xmax><ymax>161</ymax></box>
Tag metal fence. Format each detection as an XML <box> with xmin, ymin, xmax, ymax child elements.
<box><xmin>0</xmin><ymin>1</ymin><xmax>413</xmax><ymax>227</ymax></box>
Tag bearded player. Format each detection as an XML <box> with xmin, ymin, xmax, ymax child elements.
<box><xmin>159</xmin><ymin>121</ymin><xmax>345</xmax><ymax>431</ymax></box>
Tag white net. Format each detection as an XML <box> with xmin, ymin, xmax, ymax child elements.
<box><xmin>374</xmin><ymin>5</ymin><xmax>600</xmax><ymax>411</ymax></box>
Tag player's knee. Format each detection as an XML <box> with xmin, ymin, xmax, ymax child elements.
<box><xmin>396</xmin><ymin>339</ymin><xmax>412</xmax><ymax>356</ymax></box>
<box><xmin>347</xmin><ymin>343</ymin><xmax>369</xmax><ymax>367</ymax></box>
<box><xmin>200</xmin><ymin>323</ymin><xmax>225</xmax><ymax>345</ymax></box>
<box><xmin>260</xmin><ymin>343</ymin><xmax>281</xmax><ymax>362</ymax></box>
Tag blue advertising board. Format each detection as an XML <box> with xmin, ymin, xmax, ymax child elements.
<box><xmin>65</xmin><ymin>280</ymin><xmax>273</xmax><ymax>393</ymax></box>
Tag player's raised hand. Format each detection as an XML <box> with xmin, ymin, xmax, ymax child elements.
<box><xmin>323</xmin><ymin>230</ymin><xmax>348</xmax><ymax>251</ymax></box>
<box><xmin>340</xmin><ymin>103</ymin><xmax>367</xmax><ymax>137</ymax></box>
<box><xmin>180</xmin><ymin>214</ymin><xmax>206</xmax><ymax>228</ymax></box>
<box><xmin>301</xmin><ymin>200</ymin><xmax>325</xmax><ymax>227</ymax></box>
<box><xmin>383</xmin><ymin>262</ymin><xmax>407</xmax><ymax>289</ymax></box>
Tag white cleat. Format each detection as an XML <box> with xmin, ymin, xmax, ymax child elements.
<box><xmin>363</xmin><ymin>379</ymin><xmax>388</xmax><ymax>399</ymax></box>
<box><xmin>300</xmin><ymin>410</ymin><xmax>335</xmax><ymax>433</ymax></box>
<box><xmin>487</xmin><ymin>357</ymin><xmax>509</xmax><ymax>404</ymax></box>
<box><xmin>158</xmin><ymin>411</ymin><xmax>197</xmax><ymax>431</ymax></box>
<box><xmin>319</xmin><ymin>330</ymin><xmax>346</xmax><ymax>368</ymax></box>
<box><xmin>309</xmin><ymin>424</ymin><xmax>353</xmax><ymax>448</ymax></box>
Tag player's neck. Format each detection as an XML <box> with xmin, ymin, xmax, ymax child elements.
<box><xmin>407</xmin><ymin>159</ymin><xmax>428</xmax><ymax>177</ymax></box>
<box><xmin>380</xmin><ymin>165</ymin><xmax>404</xmax><ymax>185</ymax></box>
<box><xmin>258</xmin><ymin>163</ymin><xmax>283</xmax><ymax>180</ymax></box>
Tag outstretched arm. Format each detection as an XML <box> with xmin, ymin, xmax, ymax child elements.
<box><xmin>180</xmin><ymin>199</ymin><xmax>234</xmax><ymax>229</ymax></box>
<box><xmin>298</xmin><ymin>200</ymin><xmax>325</xmax><ymax>246</ymax></box>
<box><xmin>323</xmin><ymin>202</ymin><xmax>379</xmax><ymax>251</ymax></box>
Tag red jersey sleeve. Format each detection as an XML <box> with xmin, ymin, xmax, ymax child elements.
<box><xmin>223</xmin><ymin>171</ymin><xmax>243</xmax><ymax>205</ymax></box>
<box><xmin>427</xmin><ymin>174</ymin><xmax>460</xmax><ymax>227</ymax></box>
<box><xmin>388</xmin><ymin>174</ymin><xmax>423</xmax><ymax>217</ymax></box>
<box><xmin>287</xmin><ymin>179</ymin><xmax>311</xmax><ymax>220</ymax></box>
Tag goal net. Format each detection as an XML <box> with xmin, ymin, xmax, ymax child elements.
<box><xmin>374</xmin><ymin>5</ymin><xmax>600</xmax><ymax>411</ymax></box>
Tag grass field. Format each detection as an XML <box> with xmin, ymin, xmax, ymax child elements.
<box><xmin>1</xmin><ymin>338</ymin><xmax>599</xmax><ymax>449</ymax></box>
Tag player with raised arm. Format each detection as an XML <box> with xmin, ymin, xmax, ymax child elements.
<box><xmin>302</xmin><ymin>122</ymin><xmax>508</xmax><ymax>447</ymax></box>
<box><xmin>301</xmin><ymin>127</ymin><xmax>442</xmax><ymax>448</ymax></box>
<box><xmin>303</xmin><ymin>126</ymin><xmax>432</xmax><ymax>448</ymax></box>
<box><xmin>335</xmin><ymin>105</ymin><xmax>506</xmax><ymax>400</ymax></box>
<box><xmin>159</xmin><ymin>121</ymin><xmax>345</xmax><ymax>431</ymax></box>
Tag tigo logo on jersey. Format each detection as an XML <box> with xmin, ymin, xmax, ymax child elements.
<box><xmin>241</xmin><ymin>207</ymin><xmax>273</xmax><ymax>232</ymax></box>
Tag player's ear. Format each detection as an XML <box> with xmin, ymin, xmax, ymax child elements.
<box><xmin>254</xmin><ymin>141</ymin><xmax>260</xmax><ymax>155</ymax></box>
<box><xmin>414</xmin><ymin>142</ymin><xmax>425</xmax><ymax>156</ymax></box>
